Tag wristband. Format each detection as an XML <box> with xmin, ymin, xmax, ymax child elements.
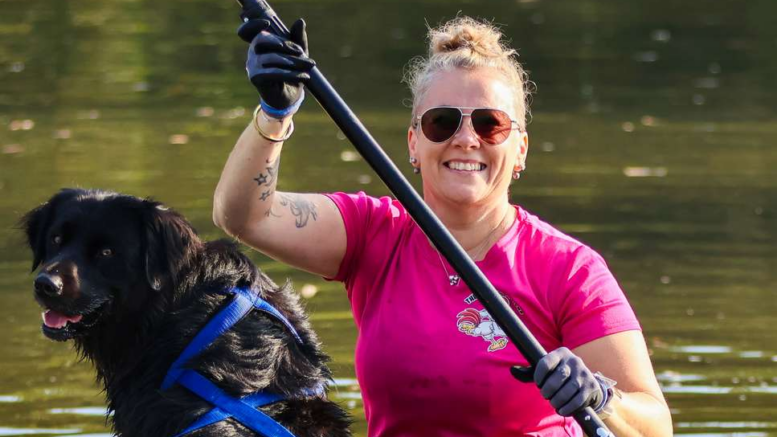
<box><xmin>593</xmin><ymin>372</ymin><xmax>620</xmax><ymax>420</ymax></box>
<box><xmin>260</xmin><ymin>91</ymin><xmax>305</xmax><ymax>119</ymax></box>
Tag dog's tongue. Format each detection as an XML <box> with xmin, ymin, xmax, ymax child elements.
<box><xmin>42</xmin><ymin>310</ymin><xmax>82</xmax><ymax>329</ymax></box>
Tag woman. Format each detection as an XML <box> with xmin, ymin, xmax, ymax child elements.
<box><xmin>214</xmin><ymin>16</ymin><xmax>672</xmax><ymax>437</ymax></box>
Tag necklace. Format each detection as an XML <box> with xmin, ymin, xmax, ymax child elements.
<box><xmin>434</xmin><ymin>209</ymin><xmax>516</xmax><ymax>287</ymax></box>
<box><xmin>436</xmin><ymin>250</ymin><xmax>462</xmax><ymax>286</ymax></box>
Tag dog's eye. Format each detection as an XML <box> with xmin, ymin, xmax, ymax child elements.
<box><xmin>99</xmin><ymin>248</ymin><xmax>114</xmax><ymax>258</ymax></box>
<box><xmin>51</xmin><ymin>235</ymin><xmax>62</xmax><ymax>245</ymax></box>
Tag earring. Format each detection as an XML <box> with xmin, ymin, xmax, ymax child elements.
<box><xmin>410</xmin><ymin>157</ymin><xmax>420</xmax><ymax>174</ymax></box>
<box><xmin>513</xmin><ymin>164</ymin><xmax>525</xmax><ymax>180</ymax></box>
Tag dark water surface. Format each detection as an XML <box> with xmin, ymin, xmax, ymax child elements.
<box><xmin>2</xmin><ymin>0</ymin><xmax>777</xmax><ymax>435</ymax></box>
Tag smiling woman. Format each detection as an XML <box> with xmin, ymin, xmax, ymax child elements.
<box><xmin>407</xmin><ymin>67</ymin><xmax>527</xmax><ymax>219</ymax></box>
<box><xmin>213</xmin><ymin>15</ymin><xmax>673</xmax><ymax>437</ymax></box>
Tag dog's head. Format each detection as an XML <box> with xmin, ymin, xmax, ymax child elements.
<box><xmin>21</xmin><ymin>188</ymin><xmax>200</xmax><ymax>341</ymax></box>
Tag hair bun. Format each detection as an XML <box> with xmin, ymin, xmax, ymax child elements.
<box><xmin>429</xmin><ymin>17</ymin><xmax>513</xmax><ymax>58</ymax></box>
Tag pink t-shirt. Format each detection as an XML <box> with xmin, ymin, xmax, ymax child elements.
<box><xmin>326</xmin><ymin>192</ymin><xmax>640</xmax><ymax>437</ymax></box>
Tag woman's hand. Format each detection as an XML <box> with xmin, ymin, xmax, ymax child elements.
<box><xmin>511</xmin><ymin>347</ymin><xmax>605</xmax><ymax>417</ymax></box>
<box><xmin>238</xmin><ymin>18</ymin><xmax>315</xmax><ymax>113</ymax></box>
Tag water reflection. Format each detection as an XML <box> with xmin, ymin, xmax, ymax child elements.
<box><xmin>0</xmin><ymin>429</ymin><xmax>81</xmax><ymax>436</ymax></box>
<box><xmin>670</xmin><ymin>346</ymin><xmax>734</xmax><ymax>354</ymax></box>
<box><xmin>48</xmin><ymin>408</ymin><xmax>109</xmax><ymax>417</ymax></box>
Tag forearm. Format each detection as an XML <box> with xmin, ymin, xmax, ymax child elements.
<box><xmin>603</xmin><ymin>391</ymin><xmax>673</xmax><ymax>437</ymax></box>
<box><xmin>212</xmin><ymin>112</ymin><xmax>292</xmax><ymax>237</ymax></box>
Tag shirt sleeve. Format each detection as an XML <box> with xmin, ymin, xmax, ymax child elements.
<box><xmin>552</xmin><ymin>245</ymin><xmax>642</xmax><ymax>349</ymax></box>
<box><xmin>322</xmin><ymin>191</ymin><xmax>403</xmax><ymax>285</ymax></box>
<box><xmin>322</xmin><ymin>192</ymin><xmax>365</xmax><ymax>285</ymax></box>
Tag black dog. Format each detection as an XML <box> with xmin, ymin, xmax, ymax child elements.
<box><xmin>21</xmin><ymin>188</ymin><xmax>351</xmax><ymax>437</ymax></box>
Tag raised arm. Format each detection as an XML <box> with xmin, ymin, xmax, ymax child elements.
<box><xmin>213</xmin><ymin>18</ymin><xmax>346</xmax><ymax>278</ymax></box>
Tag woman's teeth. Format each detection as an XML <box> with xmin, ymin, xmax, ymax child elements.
<box><xmin>446</xmin><ymin>162</ymin><xmax>485</xmax><ymax>171</ymax></box>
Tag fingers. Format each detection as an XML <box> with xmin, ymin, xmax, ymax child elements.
<box><xmin>248</xmin><ymin>52</ymin><xmax>314</xmax><ymax>89</ymax></box>
<box><xmin>533</xmin><ymin>347</ymin><xmax>566</xmax><ymax>386</ymax></box>
<box><xmin>251</xmin><ymin>34</ymin><xmax>306</xmax><ymax>57</ymax></box>
<box><xmin>253</xmin><ymin>52</ymin><xmax>315</xmax><ymax>71</ymax></box>
<box><xmin>238</xmin><ymin>19</ymin><xmax>270</xmax><ymax>43</ymax></box>
<box><xmin>556</xmin><ymin>385</ymin><xmax>587</xmax><ymax>416</ymax></box>
<box><xmin>553</xmin><ymin>374</ymin><xmax>601</xmax><ymax>416</ymax></box>
<box><xmin>530</xmin><ymin>347</ymin><xmax>602</xmax><ymax>417</ymax></box>
<box><xmin>252</xmin><ymin>35</ymin><xmax>306</xmax><ymax>56</ymax></box>
<box><xmin>250</xmin><ymin>69</ymin><xmax>310</xmax><ymax>86</ymax></box>
<box><xmin>289</xmin><ymin>18</ymin><xmax>308</xmax><ymax>54</ymax></box>
<box><xmin>243</xmin><ymin>19</ymin><xmax>309</xmax><ymax>57</ymax></box>
<box><xmin>539</xmin><ymin>359</ymin><xmax>572</xmax><ymax>400</ymax></box>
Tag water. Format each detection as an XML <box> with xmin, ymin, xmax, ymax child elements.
<box><xmin>1</xmin><ymin>0</ymin><xmax>777</xmax><ymax>435</ymax></box>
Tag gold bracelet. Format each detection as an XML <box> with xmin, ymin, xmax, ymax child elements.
<box><xmin>252</xmin><ymin>106</ymin><xmax>294</xmax><ymax>143</ymax></box>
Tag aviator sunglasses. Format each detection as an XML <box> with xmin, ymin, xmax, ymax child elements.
<box><xmin>416</xmin><ymin>106</ymin><xmax>521</xmax><ymax>145</ymax></box>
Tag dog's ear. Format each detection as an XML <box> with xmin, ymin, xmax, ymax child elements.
<box><xmin>20</xmin><ymin>203</ymin><xmax>51</xmax><ymax>272</ymax></box>
<box><xmin>19</xmin><ymin>189</ymin><xmax>82</xmax><ymax>271</ymax></box>
<box><xmin>143</xmin><ymin>202</ymin><xmax>201</xmax><ymax>291</ymax></box>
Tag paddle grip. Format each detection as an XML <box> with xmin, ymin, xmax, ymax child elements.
<box><xmin>233</xmin><ymin>1</ymin><xmax>615</xmax><ymax>436</ymax></box>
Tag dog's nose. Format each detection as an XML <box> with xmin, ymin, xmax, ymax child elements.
<box><xmin>35</xmin><ymin>274</ymin><xmax>63</xmax><ymax>297</ymax></box>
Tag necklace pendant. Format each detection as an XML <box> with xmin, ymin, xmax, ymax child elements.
<box><xmin>449</xmin><ymin>275</ymin><xmax>461</xmax><ymax>286</ymax></box>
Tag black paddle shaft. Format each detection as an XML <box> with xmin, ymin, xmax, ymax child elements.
<box><xmin>234</xmin><ymin>1</ymin><xmax>614</xmax><ymax>435</ymax></box>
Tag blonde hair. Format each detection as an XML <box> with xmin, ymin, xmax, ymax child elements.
<box><xmin>404</xmin><ymin>17</ymin><xmax>532</xmax><ymax>131</ymax></box>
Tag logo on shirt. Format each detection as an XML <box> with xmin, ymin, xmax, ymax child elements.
<box><xmin>456</xmin><ymin>294</ymin><xmax>523</xmax><ymax>352</ymax></box>
<box><xmin>456</xmin><ymin>308</ymin><xmax>508</xmax><ymax>352</ymax></box>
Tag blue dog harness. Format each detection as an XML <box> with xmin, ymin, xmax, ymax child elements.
<box><xmin>162</xmin><ymin>286</ymin><xmax>325</xmax><ymax>437</ymax></box>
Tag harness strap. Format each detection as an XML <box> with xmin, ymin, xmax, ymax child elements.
<box><xmin>162</xmin><ymin>286</ymin><xmax>302</xmax><ymax>390</ymax></box>
<box><xmin>172</xmin><ymin>370</ymin><xmax>295</xmax><ymax>437</ymax></box>
<box><xmin>173</xmin><ymin>390</ymin><xmax>285</xmax><ymax>436</ymax></box>
<box><xmin>161</xmin><ymin>286</ymin><xmax>320</xmax><ymax>437</ymax></box>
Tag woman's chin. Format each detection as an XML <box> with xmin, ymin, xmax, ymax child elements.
<box><xmin>437</xmin><ymin>188</ymin><xmax>487</xmax><ymax>206</ymax></box>
<box><xmin>424</xmin><ymin>177</ymin><xmax>501</xmax><ymax>207</ymax></box>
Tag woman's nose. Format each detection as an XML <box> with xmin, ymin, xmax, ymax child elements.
<box><xmin>450</xmin><ymin>115</ymin><xmax>480</xmax><ymax>149</ymax></box>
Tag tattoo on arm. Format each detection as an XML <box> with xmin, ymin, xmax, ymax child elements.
<box><xmin>278</xmin><ymin>194</ymin><xmax>318</xmax><ymax>228</ymax></box>
<box><xmin>254</xmin><ymin>158</ymin><xmax>280</xmax><ymax>202</ymax></box>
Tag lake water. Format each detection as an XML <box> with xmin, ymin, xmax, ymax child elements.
<box><xmin>1</xmin><ymin>0</ymin><xmax>776</xmax><ymax>435</ymax></box>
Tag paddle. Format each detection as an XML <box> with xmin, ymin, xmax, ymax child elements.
<box><xmin>234</xmin><ymin>1</ymin><xmax>615</xmax><ymax>435</ymax></box>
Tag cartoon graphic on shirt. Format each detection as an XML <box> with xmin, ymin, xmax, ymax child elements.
<box><xmin>456</xmin><ymin>308</ymin><xmax>509</xmax><ymax>352</ymax></box>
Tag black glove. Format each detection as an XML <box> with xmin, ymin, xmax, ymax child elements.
<box><xmin>510</xmin><ymin>347</ymin><xmax>604</xmax><ymax>417</ymax></box>
<box><xmin>239</xmin><ymin>18</ymin><xmax>315</xmax><ymax>115</ymax></box>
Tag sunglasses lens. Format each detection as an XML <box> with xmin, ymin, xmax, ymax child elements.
<box><xmin>471</xmin><ymin>109</ymin><xmax>514</xmax><ymax>145</ymax></box>
<box><xmin>421</xmin><ymin>108</ymin><xmax>462</xmax><ymax>142</ymax></box>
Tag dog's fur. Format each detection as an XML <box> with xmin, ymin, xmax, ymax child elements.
<box><xmin>21</xmin><ymin>188</ymin><xmax>351</xmax><ymax>437</ymax></box>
